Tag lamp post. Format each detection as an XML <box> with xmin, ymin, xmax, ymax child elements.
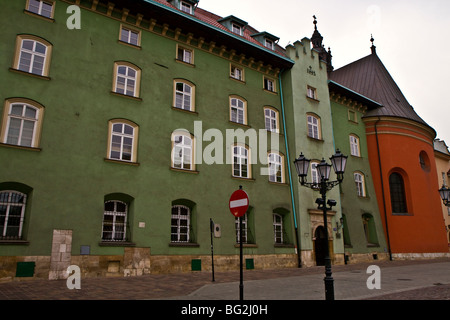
<box><xmin>294</xmin><ymin>149</ymin><xmax>348</xmax><ymax>300</ymax></box>
<box><xmin>439</xmin><ymin>185</ymin><xmax>450</xmax><ymax>207</ymax></box>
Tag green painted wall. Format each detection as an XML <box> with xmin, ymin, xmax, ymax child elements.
<box><xmin>329</xmin><ymin>99</ymin><xmax>388</xmax><ymax>255</ymax></box>
<box><xmin>0</xmin><ymin>0</ymin><xmax>295</xmax><ymax>258</ymax></box>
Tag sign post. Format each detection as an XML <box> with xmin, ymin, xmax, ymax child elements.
<box><xmin>210</xmin><ymin>218</ymin><xmax>215</xmax><ymax>282</ymax></box>
<box><xmin>229</xmin><ymin>186</ymin><xmax>249</xmax><ymax>301</ymax></box>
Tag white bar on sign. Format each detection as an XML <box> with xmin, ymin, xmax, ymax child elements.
<box><xmin>230</xmin><ymin>199</ymin><xmax>248</xmax><ymax>208</ymax></box>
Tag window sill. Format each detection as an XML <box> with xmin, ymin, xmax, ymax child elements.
<box><xmin>392</xmin><ymin>212</ymin><xmax>413</xmax><ymax>216</ymax></box>
<box><xmin>104</xmin><ymin>158</ymin><xmax>140</xmax><ymax>166</ymax></box>
<box><xmin>117</xmin><ymin>40</ymin><xmax>142</xmax><ymax>50</ymax></box>
<box><xmin>170</xmin><ymin>167</ymin><xmax>199</xmax><ymax>174</ymax></box>
<box><xmin>9</xmin><ymin>68</ymin><xmax>50</xmax><ymax>80</ymax></box>
<box><xmin>23</xmin><ymin>10</ymin><xmax>55</xmax><ymax>22</ymax></box>
<box><xmin>263</xmin><ymin>89</ymin><xmax>278</xmax><ymax>95</ymax></box>
<box><xmin>306</xmin><ymin>96</ymin><xmax>320</xmax><ymax>103</ymax></box>
<box><xmin>307</xmin><ymin>135</ymin><xmax>324</xmax><ymax>143</ymax></box>
<box><xmin>172</xmin><ymin>106</ymin><xmax>198</xmax><ymax>115</ymax></box>
<box><xmin>110</xmin><ymin>91</ymin><xmax>142</xmax><ymax>102</ymax></box>
<box><xmin>0</xmin><ymin>143</ymin><xmax>41</xmax><ymax>152</ymax></box>
<box><xmin>228</xmin><ymin>121</ymin><xmax>251</xmax><ymax>128</ymax></box>
<box><xmin>175</xmin><ymin>59</ymin><xmax>195</xmax><ymax>68</ymax></box>
<box><xmin>99</xmin><ymin>241</ymin><xmax>136</xmax><ymax>247</ymax></box>
<box><xmin>229</xmin><ymin>77</ymin><xmax>246</xmax><ymax>84</ymax></box>
<box><xmin>231</xmin><ymin>176</ymin><xmax>255</xmax><ymax>182</ymax></box>
<box><xmin>268</xmin><ymin>181</ymin><xmax>289</xmax><ymax>186</ymax></box>
<box><xmin>169</xmin><ymin>242</ymin><xmax>199</xmax><ymax>247</ymax></box>
<box><xmin>0</xmin><ymin>240</ymin><xmax>30</xmax><ymax>245</ymax></box>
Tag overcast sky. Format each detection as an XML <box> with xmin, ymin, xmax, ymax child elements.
<box><xmin>200</xmin><ymin>0</ymin><xmax>450</xmax><ymax>147</ymax></box>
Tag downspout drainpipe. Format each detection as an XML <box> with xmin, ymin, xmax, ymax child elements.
<box><xmin>279</xmin><ymin>70</ymin><xmax>302</xmax><ymax>268</ymax></box>
<box><xmin>375</xmin><ymin>117</ymin><xmax>393</xmax><ymax>261</ymax></box>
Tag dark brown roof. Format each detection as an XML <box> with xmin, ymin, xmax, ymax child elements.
<box><xmin>329</xmin><ymin>50</ymin><xmax>431</xmax><ymax>128</ymax></box>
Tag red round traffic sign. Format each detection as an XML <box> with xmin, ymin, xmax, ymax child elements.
<box><xmin>229</xmin><ymin>189</ymin><xmax>249</xmax><ymax>218</ymax></box>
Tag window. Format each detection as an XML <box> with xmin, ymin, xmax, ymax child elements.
<box><xmin>354</xmin><ymin>172</ymin><xmax>366</xmax><ymax>197</ymax></box>
<box><xmin>174</xmin><ymin>80</ymin><xmax>195</xmax><ymax>111</ymax></box>
<box><xmin>0</xmin><ymin>191</ymin><xmax>27</xmax><ymax>240</ymax></box>
<box><xmin>362</xmin><ymin>213</ymin><xmax>379</xmax><ymax>246</ymax></box>
<box><xmin>273</xmin><ymin>213</ymin><xmax>283</xmax><ymax>244</ymax></box>
<box><xmin>102</xmin><ymin>200</ymin><xmax>128</xmax><ymax>241</ymax></box>
<box><xmin>264</xmin><ymin>107</ymin><xmax>279</xmax><ymax>133</ymax></box>
<box><xmin>120</xmin><ymin>25</ymin><xmax>140</xmax><ymax>47</ymax></box>
<box><xmin>230</xmin><ymin>65</ymin><xmax>244</xmax><ymax>81</ymax></box>
<box><xmin>177</xmin><ymin>45</ymin><xmax>194</xmax><ymax>64</ymax></box>
<box><xmin>389</xmin><ymin>172</ymin><xmax>408</xmax><ymax>214</ymax></box>
<box><xmin>235</xmin><ymin>213</ymin><xmax>248</xmax><ymax>243</ymax></box>
<box><xmin>13</xmin><ymin>35</ymin><xmax>52</xmax><ymax>77</ymax></box>
<box><xmin>268</xmin><ymin>152</ymin><xmax>284</xmax><ymax>183</ymax></box>
<box><xmin>265</xmin><ymin>38</ymin><xmax>274</xmax><ymax>50</ymax></box>
<box><xmin>171</xmin><ymin>205</ymin><xmax>190</xmax><ymax>243</ymax></box>
<box><xmin>1</xmin><ymin>98</ymin><xmax>45</xmax><ymax>148</ymax></box>
<box><xmin>307</xmin><ymin>86</ymin><xmax>317</xmax><ymax>100</ymax></box>
<box><xmin>350</xmin><ymin>135</ymin><xmax>360</xmax><ymax>157</ymax></box>
<box><xmin>264</xmin><ymin>77</ymin><xmax>276</xmax><ymax>92</ymax></box>
<box><xmin>232</xmin><ymin>23</ymin><xmax>242</xmax><ymax>35</ymax></box>
<box><xmin>307</xmin><ymin>114</ymin><xmax>321</xmax><ymax>139</ymax></box>
<box><xmin>171</xmin><ymin>132</ymin><xmax>194</xmax><ymax>171</ymax></box>
<box><xmin>180</xmin><ymin>1</ymin><xmax>193</xmax><ymax>14</ymax></box>
<box><xmin>348</xmin><ymin>110</ymin><xmax>358</xmax><ymax>123</ymax></box>
<box><xmin>311</xmin><ymin>161</ymin><xmax>320</xmax><ymax>185</ymax></box>
<box><xmin>107</xmin><ymin>120</ymin><xmax>139</xmax><ymax>163</ymax></box>
<box><xmin>230</xmin><ymin>96</ymin><xmax>247</xmax><ymax>125</ymax></box>
<box><xmin>113</xmin><ymin>62</ymin><xmax>141</xmax><ymax>98</ymax></box>
<box><xmin>419</xmin><ymin>151</ymin><xmax>430</xmax><ymax>172</ymax></box>
<box><xmin>233</xmin><ymin>145</ymin><xmax>250</xmax><ymax>178</ymax></box>
<box><xmin>26</xmin><ymin>0</ymin><xmax>54</xmax><ymax>19</ymax></box>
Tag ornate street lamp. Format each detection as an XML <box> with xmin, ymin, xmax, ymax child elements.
<box><xmin>439</xmin><ymin>185</ymin><xmax>450</xmax><ymax>207</ymax></box>
<box><xmin>294</xmin><ymin>149</ymin><xmax>348</xmax><ymax>300</ymax></box>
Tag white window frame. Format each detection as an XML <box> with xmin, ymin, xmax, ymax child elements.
<box><xmin>18</xmin><ymin>39</ymin><xmax>48</xmax><ymax>76</ymax></box>
<box><xmin>230</xmin><ymin>97</ymin><xmax>246</xmax><ymax>125</ymax></box>
<box><xmin>265</xmin><ymin>38</ymin><xmax>274</xmax><ymax>50</ymax></box>
<box><xmin>174</xmin><ymin>81</ymin><xmax>194</xmax><ymax>111</ymax></box>
<box><xmin>114</xmin><ymin>64</ymin><xmax>138</xmax><ymax>97</ymax></box>
<box><xmin>102</xmin><ymin>200</ymin><xmax>128</xmax><ymax>242</ymax></box>
<box><xmin>120</xmin><ymin>25</ymin><xmax>140</xmax><ymax>46</ymax></box>
<box><xmin>0</xmin><ymin>191</ymin><xmax>27</xmax><ymax>240</ymax></box>
<box><xmin>172</xmin><ymin>133</ymin><xmax>194</xmax><ymax>170</ymax></box>
<box><xmin>26</xmin><ymin>0</ymin><xmax>54</xmax><ymax>19</ymax></box>
<box><xmin>230</xmin><ymin>65</ymin><xmax>244</xmax><ymax>81</ymax></box>
<box><xmin>307</xmin><ymin>114</ymin><xmax>320</xmax><ymax>139</ymax></box>
<box><xmin>307</xmin><ymin>86</ymin><xmax>318</xmax><ymax>100</ymax></box>
<box><xmin>232</xmin><ymin>23</ymin><xmax>242</xmax><ymax>35</ymax></box>
<box><xmin>273</xmin><ymin>213</ymin><xmax>283</xmax><ymax>244</ymax></box>
<box><xmin>235</xmin><ymin>213</ymin><xmax>248</xmax><ymax>243</ymax></box>
<box><xmin>268</xmin><ymin>152</ymin><xmax>284</xmax><ymax>183</ymax></box>
<box><xmin>177</xmin><ymin>46</ymin><xmax>193</xmax><ymax>64</ymax></box>
<box><xmin>354</xmin><ymin>172</ymin><xmax>366</xmax><ymax>197</ymax></box>
<box><xmin>350</xmin><ymin>135</ymin><xmax>361</xmax><ymax>157</ymax></box>
<box><xmin>264</xmin><ymin>77</ymin><xmax>275</xmax><ymax>92</ymax></box>
<box><xmin>311</xmin><ymin>161</ymin><xmax>320</xmax><ymax>184</ymax></box>
<box><xmin>107</xmin><ymin>120</ymin><xmax>138</xmax><ymax>163</ymax></box>
<box><xmin>171</xmin><ymin>205</ymin><xmax>190</xmax><ymax>243</ymax></box>
<box><xmin>264</xmin><ymin>107</ymin><xmax>279</xmax><ymax>133</ymax></box>
<box><xmin>233</xmin><ymin>145</ymin><xmax>250</xmax><ymax>178</ymax></box>
<box><xmin>180</xmin><ymin>1</ymin><xmax>193</xmax><ymax>14</ymax></box>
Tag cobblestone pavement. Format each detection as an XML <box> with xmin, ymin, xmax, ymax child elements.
<box><xmin>0</xmin><ymin>258</ymin><xmax>449</xmax><ymax>300</ymax></box>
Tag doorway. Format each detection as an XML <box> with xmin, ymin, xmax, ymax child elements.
<box><xmin>314</xmin><ymin>226</ymin><xmax>327</xmax><ymax>266</ymax></box>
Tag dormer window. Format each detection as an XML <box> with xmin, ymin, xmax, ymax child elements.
<box><xmin>218</xmin><ymin>16</ymin><xmax>248</xmax><ymax>37</ymax></box>
<box><xmin>251</xmin><ymin>32</ymin><xmax>279</xmax><ymax>51</ymax></box>
<box><xmin>167</xmin><ymin>0</ymin><xmax>198</xmax><ymax>15</ymax></box>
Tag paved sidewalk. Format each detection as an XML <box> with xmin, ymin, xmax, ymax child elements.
<box><xmin>0</xmin><ymin>258</ymin><xmax>449</xmax><ymax>300</ymax></box>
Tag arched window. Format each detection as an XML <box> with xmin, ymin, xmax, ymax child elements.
<box><xmin>171</xmin><ymin>205</ymin><xmax>190</xmax><ymax>243</ymax></box>
<box><xmin>174</xmin><ymin>80</ymin><xmax>195</xmax><ymax>112</ymax></box>
<box><xmin>389</xmin><ymin>172</ymin><xmax>408</xmax><ymax>213</ymax></box>
<box><xmin>230</xmin><ymin>96</ymin><xmax>247</xmax><ymax>125</ymax></box>
<box><xmin>268</xmin><ymin>152</ymin><xmax>284</xmax><ymax>183</ymax></box>
<box><xmin>0</xmin><ymin>191</ymin><xmax>27</xmax><ymax>240</ymax></box>
<box><xmin>354</xmin><ymin>172</ymin><xmax>366</xmax><ymax>197</ymax></box>
<box><xmin>264</xmin><ymin>107</ymin><xmax>279</xmax><ymax>133</ymax></box>
<box><xmin>112</xmin><ymin>62</ymin><xmax>141</xmax><ymax>97</ymax></box>
<box><xmin>171</xmin><ymin>131</ymin><xmax>194</xmax><ymax>171</ymax></box>
<box><xmin>307</xmin><ymin>113</ymin><xmax>321</xmax><ymax>139</ymax></box>
<box><xmin>362</xmin><ymin>213</ymin><xmax>379</xmax><ymax>246</ymax></box>
<box><xmin>1</xmin><ymin>98</ymin><xmax>45</xmax><ymax>148</ymax></box>
<box><xmin>102</xmin><ymin>200</ymin><xmax>128</xmax><ymax>242</ymax></box>
<box><xmin>232</xmin><ymin>145</ymin><xmax>251</xmax><ymax>178</ymax></box>
<box><xmin>349</xmin><ymin>134</ymin><xmax>360</xmax><ymax>157</ymax></box>
<box><xmin>107</xmin><ymin>119</ymin><xmax>139</xmax><ymax>163</ymax></box>
<box><xmin>13</xmin><ymin>35</ymin><xmax>53</xmax><ymax>77</ymax></box>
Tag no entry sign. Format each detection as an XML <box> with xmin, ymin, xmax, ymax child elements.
<box><xmin>229</xmin><ymin>189</ymin><xmax>249</xmax><ymax>218</ymax></box>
